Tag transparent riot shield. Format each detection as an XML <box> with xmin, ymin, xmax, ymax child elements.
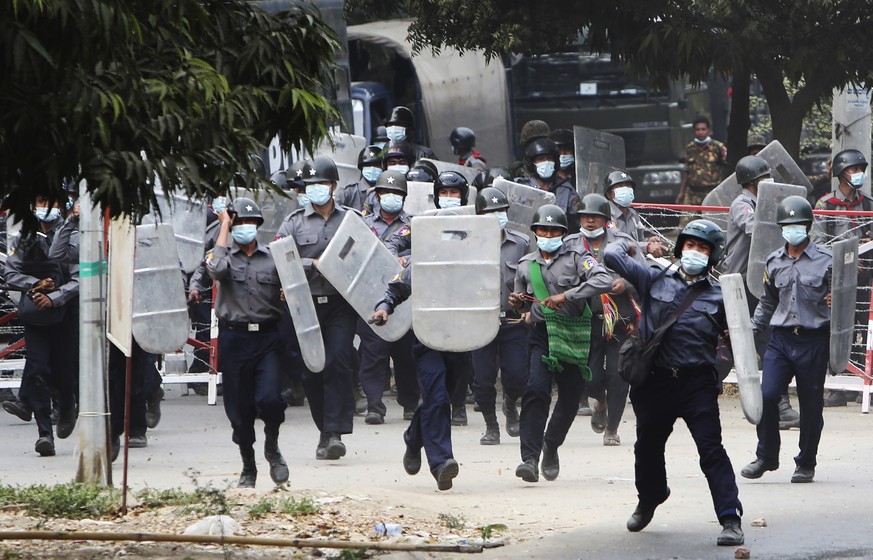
<box><xmin>420</xmin><ymin>158</ymin><xmax>481</xmax><ymax>186</ymax></box>
<box><xmin>573</xmin><ymin>126</ymin><xmax>626</xmax><ymax>195</ymax></box>
<box><xmin>404</xmin><ymin>181</ymin><xmax>436</xmax><ymax>216</ymax></box>
<box><xmin>422</xmin><ymin>205</ymin><xmax>476</xmax><ymax>216</ymax></box>
<box><xmin>410</xmin><ymin>215</ymin><xmax>500</xmax><ymax>351</ymax></box>
<box><xmin>131</xmin><ymin>224</ymin><xmax>191</xmax><ymax>353</ymax></box>
<box><xmin>231</xmin><ymin>187</ymin><xmax>299</xmax><ymax>245</ymax></box>
<box><xmin>141</xmin><ymin>193</ymin><xmax>207</xmax><ymax>274</ymax></box>
<box><xmin>720</xmin><ymin>273</ymin><xmax>763</xmax><ymax>425</ymax></box>
<box><xmin>830</xmin><ymin>237</ymin><xmax>859</xmax><ymax>373</ymax></box>
<box><xmin>492</xmin><ymin>177</ymin><xmax>556</xmax><ymax>235</ymax></box>
<box><xmin>746</xmin><ymin>182</ymin><xmax>807</xmax><ymax>298</ymax></box>
<box><xmin>585</xmin><ymin>162</ymin><xmax>623</xmax><ymax>194</ymax></box>
<box><xmin>317</xmin><ymin>213</ymin><xmax>412</xmax><ymax>342</ymax></box>
<box><xmin>315</xmin><ymin>132</ymin><xmax>369</xmax><ymax>189</ymax></box>
<box><xmin>703</xmin><ymin>141</ymin><xmax>813</xmax><ymax>207</ymax></box>
<box><xmin>269</xmin><ymin>236</ymin><xmax>325</xmax><ymax>372</ymax></box>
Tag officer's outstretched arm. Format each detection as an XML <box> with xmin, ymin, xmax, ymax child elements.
<box><xmin>604</xmin><ymin>239</ymin><xmax>659</xmax><ymax>296</ymax></box>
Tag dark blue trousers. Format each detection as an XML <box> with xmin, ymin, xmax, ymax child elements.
<box><xmin>108</xmin><ymin>340</ymin><xmax>159</xmax><ymax>438</ymax></box>
<box><xmin>757</xmin><ymin>328</ymin><xmax>829</xmax><ymax>469</ymax></box>
<box><xmin>631</xmin><ymin>371</ymin><xmax>742</xmax><ymax>521</ymax></box>
<box><xmin>357</xmin><ymin>319</ymin><xmax>419</xmax><ymax>415</ymax></box>
<box><xmin>518</xmin><ymin>322</ymin><xmax>586</xmax><ymax>462</ymax></box>
<box><xmin>404</xmin><ymin>342</ymin><xmax>469</xmax><ymax>475</ymax></box>
<box><xmin>471</xmin><ymin>322</ymin><xmax>529</xmax><ymax>414</ymax></box>
<box><xmin>217</xmin><ymin>326</ymin><xmax>286</xmax><ymax>451</ymax></box>
<box><xmin>587</xmin><ymin>317</ymin><xmax>629</xmax><ymax>432</ymax></box>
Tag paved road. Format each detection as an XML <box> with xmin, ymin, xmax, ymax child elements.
<box><xmin>2</xmin><ymin>386</ymin><xmax>872</xmax><ymax>559</ymax></box>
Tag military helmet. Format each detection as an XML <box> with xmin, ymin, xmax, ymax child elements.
<box><xmin>406</xmin><ymin>160</ymin><xmax>438</xmax><ymax>183</ymax></box>
<box><xmin>549</xmin><ymin>128</ymin><xmax>574</xmax><ymax>149</ymax></box>
<box><xmin>524</xmin><ymin>138</ymin><xmax>559</xmax><ymax>177</ymax></box>
<box><xmin>735</xmin><ymin>155</ymin><xmax>771</xmax><ymax>185</ymax></box>
<box><xmin>485</xmin><ymin>167</ymin><xmax>512</xmax><ymax>187</ymax></box>
<box><xmin>475</xmin><ymin>187</ymin><xmax>510</xmax><ymax>214</ymax></box>
<box><xmin>286</xmin><ymin>160</ymin><xmax>308</xmax><ymax>190</ymax></box>
<box><xmin>386</xmin><ymin>106</ymin><xmax>415</xmax><ymax>130</ymax></box>
<box><xmin>776</xmin><ymin>195</ymin><xmax>814</xmax><ymax>225</ymax></box>
<box><xmin>519</xmin><ymin>119</ymin><xmax>551</xmax><ymax>148</ymax></box>
<box><xmin>433</xmin><ymin>171</ymin><xmax>469</xmax><ymax>208</ymax></box>
<box><xmin>531</xmin><ymin>204</ymin><xmax>568</xmax><ymax>232</ymax></box>
<box><xmin>357</xmin><ymin>145</ymin><xmax>383</xmax><ymax>170</ymax></box>
<box><xmin>674</xmin><ymin>219</ymin><xmax>725</xmax><ymax>265</ymax></box>
<box><xmin>373</xmin><ymin>170</ymin><xmax>408</xmax><ymax>196</ymax></box>
<box><xmin>382</xmin><ymin>140</ymin><xmax>414</xmax><ymax>169</ymax></box>
<box><xmin>579</xmin><ymin>193</ymin><xmax>611</xmax><ymax>219</ymax></box>
<box><xmin>269</xmin><ymin>170</ymin><xmax>287</xmax><ymax>190</ymax></box>
<box><xmin>373</xmin><ymin>125</ymin><xmax>389</xmax><ymax>146</ymax></box>
<box><xmin>832</xmin><ymin>149</ymin><xmax>868</xmax><ymax>177</ymax></box>
<box><xmin>604</xmin><ymin>170</ymin><xmax>636</xmax><ymax>191</ymax></box>
<box><xmin>450</xmin><ymin>127</ymin><xmax>476</xmax><ymax>153</ymax></box>
<box><xmin>746</xmin><ymin>133</ymin><xmax>767</xmax><ymax>151</ymax></box>
<box><xmin>303</xmin><ymin>155</ymin><xmax>339</xmax><ymax>184</ymax></box>
<box><xmin>229</xmin><ymin>197</ymin><xmax>264</xmax><ymax>225</ymax></box>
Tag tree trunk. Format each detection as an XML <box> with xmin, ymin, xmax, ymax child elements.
<box><xmin>726</xmin><ymin>66</ymin><xmax>751</xmax><ymax>168</ymax></box>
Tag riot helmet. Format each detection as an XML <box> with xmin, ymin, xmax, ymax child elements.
<box><xmin>485</xmin><ymin>167</ymin><xmax>512</xmax><ymax>187</ymax></box>
<box><xmin>357</xmin><ymin>145</ymin><xmax>383</xmax><ymax>169</ymax></box>
<box><xmin>531</xmin><ymin>204</ymin><xmax>568</xmax><ymax>232</ymax></box>
<box><xmin>386</xmin><ymin>106</ymin><xmax>415</xmax><ymax>134</ymax></box>
<box><xmin>373</xmin><ymin>126</ymin><xmax>389</xmax><ymax>147</ymax></box>
<box><xmin>735</xmin><ymin>155</ymin><xmax>771</xmax><ymax>186</ymax></box>
<box><xmin>303</xmin><ymin>155</ymin><xmax>339</xmax><ymax>184</ymax></box>
<box><xmin>579</xmin><ymin>193</ymin><xmax>611</xmax><ymax>219</ymax></box>
<box><xmin>746</xmin><ymin>133</ymin><xmax>767</xmax><ymax>153</ymax></box>
<box><xmin>286</xmin><ymin>160</ymin><xmax>308</xmax><ymax>190</ymax></box>
<box><xmin>406</xmin><ymin>160</ymin><xmax>438</xmax><ymax>183</ymax></box>
<box><xmin>433</xmin><ymin>171</ymin><xmax>469</xmax><ymax>208</ymax></box>
<box><xmin>832</xmin><ymin>149</ymin><xmax>868</xmax><ymax>177</ymax></box>
<box><xmin>524</xmin><ymin>138</ymin><xmax>560</xmax><ymax>181</ymax></box>
<box><xmin>603</xmin><ymin>170</ymin><xmax>636</xmax><ymax>192</ymax></box>
<box><xmin>373</xmin><ymin>170</ymin><xmax>408</xmax><ymax>196</ymax></box>
<box><xmin>269</xmin><ymin>170</ymin><xmax>287</xmax><ymax>190</ymax></box>
<box><xmin>450</xmin><ymin>127</ymin><xmax>476</xmax><ymax>155</ymax></box>
<box><xmin>228</xmin><ymin>197</ymin><xmax>264</xmax><ymax>225</ymax></box>
<box><xmin>673</xmin><ymin>219</ymin><xmax>725</xmax><ymax>265</ymax></box>
<box><xmin>475</xmin><ymin>187</ymin><xmax>510</xmax><ymax>214</ymax></box>
<box><xmin>549</xmin><ymin>128</ymin><xmax>574</xmax><ymax>149</ymax></box>
<box><xmin>776</xmin><ymin>195</ymin><xmax>814</xmax><ymax>225</ymax></box>
<box><xmin>382</xmin><ymin>140</ymin><xmax>415</xmax><ymax>170</ymax></box>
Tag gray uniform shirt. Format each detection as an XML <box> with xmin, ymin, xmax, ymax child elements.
<box><xmin>723</xmin><ymin>188</ymin><xmax>756</xmax><ymax>275</ymax></box>
<box><xmin>206</xmin><ymin>243</ymin><xmax>283</xmax><ymax>323</ymax></box>
<box><xmin>499</xmin><ymin>229</ymin><xmax>530</xmax><ymax>316</ymax></box>
<box><xmin>335</xmin><ymin>179</ymin><xmax>378</xmax><ymax>215</ymax></box>
<box><xmin>47</xmin><ymin>217</ymin><xmax>79</xmax><ymax>264</ymax></box>
<box><xmin>5</xmin><ymin>221</ymin><xmax>79</xmax><ymax>307</ymax></box>
<box><xmin>609</xmin><ymin>200</ymin><xmax>647</xmax><ymax>243</ymax></box>
<box><xmin>811</xmin><ymin>188</ymin><xmax>873</xmax><ymax>244</ymax></box>
<box><xmin>363</xmin><ymin>210</ymin><xmax>411</xmax><ymax>242</ymax></box>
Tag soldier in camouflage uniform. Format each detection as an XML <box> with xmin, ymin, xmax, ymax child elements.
<box><xmin>676</xmin><ymin>117</ymin><xmax>727</xmax><ymax>226</ymax></box>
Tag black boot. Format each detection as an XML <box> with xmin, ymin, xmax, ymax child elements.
<box><xmin>778</xmin><ymin>394</ymin><xmax>800</xmax><ymax>430</ymax></box>
<box><xmin>451</xmin><ymin>405</ymin><xmax>467</xmax><ymax>426</ymax></box>
<box><xmin>238</xmin><ymin>448</ymin><xmax>257</xmax><ymax>488</ymax></box>
<box><xmin>502</xmin><ymin>395</ymin><xmax>520</xmax><ymax>437</ymax></box>
<box><xmin>264</xmin><ymin>425</ymin><xmax>289</xmax><ymax>484</ymax></box>
<box><xmin>541</xmin><ymin>442</ymin><xmax>560</xmax><ymax>481</ymax></box>
<box><xmin>479</xmin><ymin>411</ymin><xmax>500</xmax><ymax>445</ymax></box>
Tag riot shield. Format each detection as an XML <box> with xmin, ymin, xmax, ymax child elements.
<box><xmin>492</xmin><ymin>177</ymin><xmax>556</xmax><ymax>235</ymax></box>
<box><xmin>421</xmin><ymin>205</ymin><xmax>476</xmax><ymax>216</ymax></box>
<box><xmin>420</xmin><ymin>158</ymin><xmax>481</xmax><ymax>186</ymax></box>
<box><xmin>573</xmin><ymin>126</ymin><xmax>626</xmax><ymax>195</ymax></box>
<box><xmin>315</xmin><ymin>132</ymin><xmax>368</xmax><ymax>189</ymax></box>
<box><xmin>746</xmin><ymin>182</ymin><xmax>807</xmax><ymax>298</ymax></box>
<box><xmin>269</xmin><ymin>236</ymin><xmax>325</xmax><ymax>372</ymax></box>
<box><xmin>720</xmin><ymin>273</ymin><xmax>763</xmax><ymax>425</ymax></box>
<box><xmin>403</xmin><ymin>181</ymin><xmax>436</xmax><ymax>216</ymax></box>
<box><xmin>131</xmin><ymin>224</ymin><xmax>191</xmax><ymax>354</ymax></box>
<box><xmin>410</xmin><ymin>215</ymin><xmax>501</xmax><ymax>351</ymax></box>
<box><xmin>703</xmin><ymin>141</ymin><xmax>813</xmax><ymax>207</ymax></box>
<box><xmin>317</xmin><ymin>213</ymin><xmax>412</xmax><ymax>342</ymax></box>
<box><xmin>830</xmin><ymin>237</ymin><xmax>859</xmax><ymax>373</ymax></box>
<box><xmin>585</xmin><ymin>162</ymin><xmax>623</xmax><ymax>194</ymax></box>
<box><xmin>142</xmin><ymin>193</ymin><xmax>207</xmax><ymax>274</ymax></box>
<box><xmin>231</xmin><ymin>187</ymin><xmax>299</xmax><ymax>245</ymax></box>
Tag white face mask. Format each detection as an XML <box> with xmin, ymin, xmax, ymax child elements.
<box><xmin>386</xmin><ymin>126</ymin><xmax>406</xmax><ymax>142</ymax></box>
<box><xmin>439</xmin><ymin>197</ymin><xmax>461</xmax><ymax>208</ymax></box>
<box><xmin>580</xmin><ymin>227</ymin><xmax>604</xmax><ymax>239</ymax></box>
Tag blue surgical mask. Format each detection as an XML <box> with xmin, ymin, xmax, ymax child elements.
<box><xmin>849</xmin><ymin>171</ymin><xmax>866</xmax><ymax>188</ymax></box>
<box><xmin>535</xmin><ymin>161</ymin><xmax>555</xmax><ymax>180</ymax></box>
<box><xmin>212</xmin><ymin>196</ymin><xmax>228</xmax><ymax>215</ymax></box>
<box><xmin>680</xmin><ymin>249</ymin><xmax>709</xmax><ymax>276</ymax></box>
<box><xmin>380</xmin><ymin>193</ymin><xmax>404</xmax><ymax>213</ymax></box>
<box><xmin>386</xmin><ymin>126</ymin><xmax>406</xmax><ymax>142</ymax></box>
<box><xmin>65</xmin><ymin>197</ymin><xmax>74</xmax><ymax>212</ymax></box>
<box><xmin>438</xmin><ymin>196</ymin><xmax>461</xmax><ymax>208</ymax></box>
<box><xmin>34</xmin><ymin>207</ymin><xmax>60</xmax><ymax>222</ymax></box>
<box><xmin>387</xmin><ymin>164</ymin><xmax>409</xmax><ymax>174</ymax></box>
<box><xmin>494</xmin><ymin>211</ymin><xmax>508</xmax><ymax>230</ymax></box>
<box><xmin>559</xmin><ymin>154</ymin><xmax>575</xmax><ymax>169</ymax></box>
<box><xmin>362</xmin><ymin>166</ymin><xmax>382</xmax><ymax>184</ymax></box>
<box><xmin>306</xmin><ymin>184</ymin><xmax>332</xmax><ymax>206</ymax></box>
<box><xmin>781</xmin><ymin>224</ymin><xmax>808</xmax><ymax>246</ymax></box>
<box><xmin>581</xmin><ymin>227</ymin><xmax>605</xmax><ymax>239</ymax></box>
<box><xmin>612</xmin><ymin>186</ymin><xmax>635</xmax><ymax>208</ymax></box>
<box><xmin>536</xmin><ymin>235</ymin><xmax>563</xmax><ymax>253</ymax></box>
<box><xmin>231</xmin><ymin>224</ymin><xmax>258</xmax><ymax>245</ymax></box>
<box><xmin>296</xmin><ymin>192</ymin><xmax>310</xmax><ymax>207</ymax></box>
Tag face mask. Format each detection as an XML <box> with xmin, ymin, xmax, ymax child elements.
<box><xmin>781</xmin><ymin>224</ymin><xmax>808</xmax><ymax>246</ymax></box>
<box><xmin>306</xmin><ymin>184</ymin><xmax>332</xmax><ymax>206</ymax></box>
<box><xmin>535</xmin><ymin>161</ymin><xmax>555</xmax><ymax>180</ymax></box>
<box><xmin>34</xmin><ymin>207</ymin><xmax>60</xmax><ymax>222</ymax></box>
<box><xmin>849</xmin><ymin>171</ymin><xmax>866</xmax><ymax>188</ymax></box>
<box><xmin>362</xmin><ymin>166</ymin><xmax>381</xmax><ymax>184</ymax></box>
<box><xmin>536</xmin><ymin>235</ymin><xmax>563</xmax><ymax>253</ymax></box>
<box><xmin>386</xmin><ymin>126</ymin><xmax>406</xmax><ymax>142</ymax></box>
<box><xmin>494</xmin><ymin>211</ymin><xmax>508</xmax><ymax>230</ymax></box>
<box><xmin>212</xmin><ymin>196</ymin><xmax>228</xmax><ymax>215</ymax></box>
<box><xmin>439</xmin><ymin>196</ymin><xmax>461</xmax><ymax>208</ymax></box>
<box><xmin>65</xmin><ymin>197</ymin><xmax>74</xmax><ymax>212</ymax></box>
<box><xmin>296</xmin><ymin>192</ymin><xmax>310</xmax><ymax>207</ymax></box>
<box><xmin>231</xmin><ymin>224</ymin><xmax>258</xmax><ymax>245</ymax></box>
<box><xmin>581</xmin><ymin>227</ymin><xmax>605</xmax><ymax>239</ymax></box>
<box><xmin>612</xmin><ymin>186</ymin><xmax>635</xmax><ymax>207</ymax></box>
<box><xmin>380</xmin><ymin>193</ymin><xmax>404</xmax><ymax>213</ymax></box>
<box><xmin>559</xmin><ymin>154</ymin><xmax>575</xmax><ymax>169</ymax></box>
<box><xmin>693</xmin><ymin>136</ymin><xmax>712</xmax><ymax>144</ymax></box>
<box><xmin>387</xmin><ymin>164</ymin><xmax>409</xmax><ymax>174</ymax></box>
<box><xmin>680</xmin><ymin>249</ymin><xmax>709</xmax><ymax>276</ymax></box>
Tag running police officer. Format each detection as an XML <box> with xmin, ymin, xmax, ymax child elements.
<box><xmin>603</xmin><ymin>170</ymin><xmax>667</xmax><ymax>257</ymax></box>
<box><xmin>741</xmin><ymin>196</ymin><xmax>832</xmax><ymax>484</ymax></box>
<box><xmin>335</xmin><ymin>145</ymin><xmax>383</xmax><ymax>214</ymax></box>
<box><xmin>471</xmin><ymin>187</ymin><xmax>529</xmax><ymax>445</ymax></box>
<box><xmin>508</xmin><ymin>204</ymin><xmax>612</xmax><ymax>483</ymax></box>
<box><xmin>206</xmin><ymin>197</ymin><xmax>288</xmax><ymax>487</ymax></box>
<box><xmin>604</xmin><ymin>219</ymin><xmax>745</xmax><ymax>547</ymax></box>
<box><xmin>515</xmin><ymin>138</ymin><xmax>582</xmax><ymax>234</ymax></box>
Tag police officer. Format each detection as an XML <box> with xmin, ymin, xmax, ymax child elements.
<box><xmin>508</xmin><ymin>205</ymin><xmax>612</xmax><ymax>483</ymax></box>
<box><xmin>741</xmin><ymin>196</ymin><xmax>832</xmax><ymax>484</ymax></box>
<box><xmin>515</xmin><ymin>138</ymin><xmax>582</xmax><ymax>234</ymax></box>
<box><xmin>406</xmin><ymin>160</ymin><xmax>439</xmax><ymax>184</ymax></box>
<box><xmin>385</xmin><ymin>106</ymin><xmax>436</xmax><ymax>161</ymax></box>
<box><xmin>604</xmin><ymin>219</ymin><xmax>744</xmax><ymax>547</ymax></box>
<box><xmin>335</xmin><ymin>145</ymin><xmax>383</xmax><ymax>214</ymax></box>
<box><xmin>449</xmin><ymin>127</ymin><xmax>488</xmax><ymax>173</ymax></box>
<box><xmin>276</xmin><ymin>156</ymin><xmax>361</xmax><ymax>460</ymax></box>
<box><xmin>207</xmin><ymin>197</ymin><xmax>288</xmax><ymax>487</ymax></box>
<box><xmin>603</xmin><ymin>171</ymin><xmax>667</xmax><ymax>257</ymax></box>
<box><xmin>549</xmin><ymin>128</ymin><xmax>576</xmax><ymax>187</ymax></box>
<box><xmin>358</xmin><ymin>171</ymin><xmax>419</xmax><ymax>424</ymax></box>
<box><xmin>471</xmin><ymin>187</ymin><xmax>529</xmax><ymax>445</ymax></box>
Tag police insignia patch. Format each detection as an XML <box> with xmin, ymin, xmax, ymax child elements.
<box><xmin>582</xmin><ymin>256</ymin><xmax>597</xmax><ymax>270</ymax></box>
<box><xmin>206</xmin><ymin>251</ymin><xmax>213</xmax><ymax>261</ymax></box>
<box><xmin>398</xmin><ymin>225</ymin><xmax>411</xmax><ymax>237</ymax></box>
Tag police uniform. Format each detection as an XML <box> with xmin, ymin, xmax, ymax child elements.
<box><xmin>335</xmin><ymin>179</ymin><xmax>379</xmax><ymax>215</ymax></box>
<box><xmin>609</xmin><ymin>200</ymin><xmax>648</xmax><ymax>244</ymax></box>
<box><xmin>723</xmin><ymin>188</ymin><xmax>757</xmax><ymax>275</ymax></box>
<box><xmin>683</xmin><ymin>139</ymin><xmax>727</xmax><ymax>205</ymax></box>
<box><xmin>516</xmin><ymin>176</ymin><xmax>583</xmax><ymax>234</ymax></box>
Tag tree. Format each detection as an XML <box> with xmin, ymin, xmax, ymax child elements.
<box><xmin>0</xmin><ymin>0</ymin><xmax>341</xmax><ymax>223</ymax></box>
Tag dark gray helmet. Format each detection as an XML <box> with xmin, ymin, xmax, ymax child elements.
<box><xmin>524</xmin><ymin>138</ymin><xmax>559</xmax><ymax>178</ymax></box>
<box><xmin>433</xmin><ymin>171</ymin><xmax>469</xmax><ymax>207</ymax></box>
<box><xmin>386</xmin><ymin>106</ymin><xmax>415</xmax><ymax>130</ymax></box>
<box><xmin>604</xmin><ymin>170</ymin><xmax>636</xmax><ymax>191</ymax></box>
<box><xmin>373</xmin><ymin>125</ymin><xmax>389</xmax><ymax>145</ymax></box>
<box><xmin>406</xmin><ymin>160</ymin><xmax>438</xmax><ymax>183</ymax></box>
<box><xmin>373</xmin><ymin>170</ymin><xmax>407</xmax><ymax>196</ymax></box>
<box><xmin>485</xmin><ymin>167</ymin><xmax>512</xmax><ymax>187</ymax></box>
<box><xmin>746</xmin><ymin>133</ymin><xmax>767</xmax><ymax>150</ymax></box>
<box><xmin>286</xmin><ymin>160</ymin><xmax>308</xmax><ymax>190</ymax></box>
<box><xmin>269</xmin><ymin>170</ymin><xmax>287</xmax><ymax>190</ymax></box>
<box><xmin>228</xmin><ymin>197</ymin><xmax>263</xmax><ymax>225</ymax></box>
<box><xmin>475</xmin><ymin>187</ymin><xmax>509</xmax><ymax>214</ymax></box>
<box><xmin>519</xmin><ymin>119</ymin><xmax>551</xmax><ymax>148</ymax></box>
<box><xmin>382</xmin><ymin>140</ymin><xmax>414</xmax><ymax>169</ymax></box>
<box><xmin>450</xmin><ymin>127</ymin><xmax>476</xmax><ymax>154</ymax></box>
<box><xmin>303</xmin><ymin>155</ymin><xmax>339</xmax><ymax>184</ymax></box>
<box><xmin>776</xmin><ymin>195</ymin><xmax>814</xmax><ymax>225</ymax></box>
<box><xmin>549</xmin><ymin>128</ymin><xmax>574</xmax><ymax>149</ymax></box>
<box><xmin>833</xmin><ymin>149</ymin><xmax>868</xmax><ymax>177</ymax></box>
<box><xmin>531</xmin><ymin>204</ymin><xmax>568</xmax><ymax>232</ymax></box>
<box><xmin>674</xmin><ymin>219</ymin><xmax>725</xmax><ymax>265</ymax></box>
<box><xmin>357</xmin><ymin>145</ymin><xmax>383</xmax><ymax>170</ymax></box>
<box><xmin>735</xmin><ymin>155</ymin><xmax>771</xmax><ymax>185</ymax></box>
<box><xmin>579</xmin><ymin>193</ymin><xmax>611</xmax><ymax>219</ymax></box>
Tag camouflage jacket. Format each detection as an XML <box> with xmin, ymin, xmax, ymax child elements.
<box><xmin>684</xmin><ymin>140</ymin><xmax>727</xmax><ymax>189</ymax></box>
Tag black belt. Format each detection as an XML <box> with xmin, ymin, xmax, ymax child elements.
<box><xmin>775</xmin><ymin>326</ymin><xmax>829</xmax><ymax>336</ymax></box>
<box><xmin>219</xmin><ymin>319</ymin><xmax>278</xmax><ymax>332</ymax></box>
<box><xmin>653</xmin><ymin>365</ymin><xmax>714</xmax><ymax>379</ymax></box>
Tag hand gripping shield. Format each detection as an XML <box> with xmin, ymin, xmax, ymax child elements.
<box><xmin>131</xmin><ymin>224</ymin><xmax>191</xmax><ymax>353</ymax></box>
<box><xmin>572</xmin><ymin>126</ymin><xmax>626</xmax><ymax>195</ymax></box>
<box><xmin>746</xmin><ymin>182</ymin><xmax>807</xmax><ymax>298</ymax></box>
<box><xmin>269</xmin><ymin>236</ymin><xmax>325</xmax><ymax>372</ymax></box>
<box><xmin>492</xmin><ymin>177</ymin><xmax>556</xmax><ymax>235</ymax></box>
<box><xmin>315</xmin><ymin>132</ymin><xmax>369</xmax><ymax>189</ymax></box>
<box><xmin>830</xmin><ymin>237</ymin><xmax>859</xmax><ymax>373</ymax></box>
<box><xmin>141</xmin><ymin>193</ymin><xmax>207</xmax><ymax>274</ymax></box>
<box><xmin>317</xmin><ymin>212</ymin><xmax>412</xmax><ymax>342</ymax></box>
<box><xmin>410</xmin><ymin>215</ymin><xmax>501</xmax><ymax>351</ymax></box>
<box><xmin>420</xmin><ymin>158</ymin><xmax>481</xmax><ymax>186</ymax></box>
<box><xmin>231</xmin><ymin>187</ymin><xmax>299</xmax><ymax>245</ymax></box>
<box><xmin>720</xmin><ymin>273</ymin><xmax>763</xmax><ymax>424</ymax></box>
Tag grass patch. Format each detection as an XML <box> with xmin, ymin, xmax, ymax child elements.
<box><xmin>0</xmin><ymin>483</ymin><xmax>119</xmax><ymax>519</ymax></box>
<box><xmin>248</xmin><ymin>496</ymin><xmax>320</xmax><ymax>519</ymax></box>
<box><xmin>437</xmin><ymin>512</ymin><xmax>466</xmax><ymax>530</ymax></box>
